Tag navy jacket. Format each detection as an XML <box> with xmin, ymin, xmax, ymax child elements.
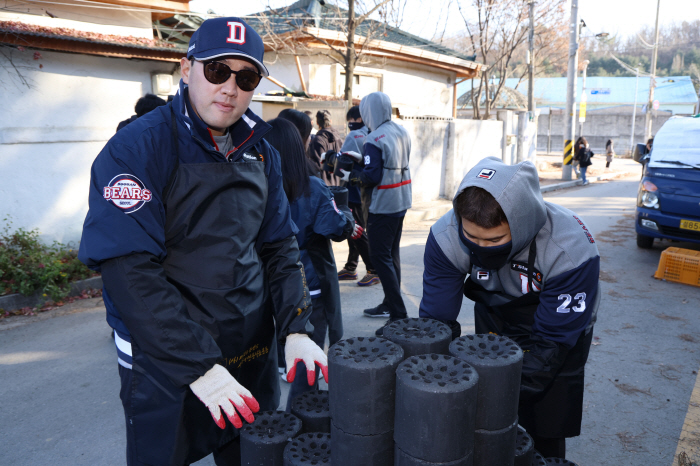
<box><xmin>290</xmin><ymin>176</ymin><xmax>352</xmax><ymax>293</ymax></box>
<box><xmin>79</xmin><ymin>81</ymin><xmax>309</xmax><ymax>386</ymax></box>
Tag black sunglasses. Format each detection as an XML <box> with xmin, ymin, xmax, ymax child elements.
<box><xmin>201</xmin><ymin>60</ymin><xmax>262</xmax><ymax>92</ymax></box>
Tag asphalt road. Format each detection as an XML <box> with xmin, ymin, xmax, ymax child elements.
<box><xmin>1</xmin><ymin>173</ymin><xmax>698</xmax><ymax>465</ymax></box>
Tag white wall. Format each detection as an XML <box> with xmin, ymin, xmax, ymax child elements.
<box><xmin>0</xmin><ymin>50</ymin><xmax>180</xmax><ymax>245</ymax></box>
<box><xmin>261</xmin><ymin>53</ymin><xmax>456</xmax><ymax>118</ymax></box>
<box><xmin>398</xmin><ymin>118</ymin><xmax>505</xmax><ymax>203</ymax></box>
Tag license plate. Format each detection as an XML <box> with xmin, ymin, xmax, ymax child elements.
<box><xmin>680</xmin><ymin>219</ymin><xmax>700</xmax><ymax>231</ymax></box>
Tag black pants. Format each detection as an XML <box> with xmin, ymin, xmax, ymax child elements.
<box><xmin>344</xmin><ymin>202</ymin><xmax>374</xmax><ymax>273</ymax></box>
<box><xmin>368</xmin><ymin>213</ymin><xmax>407</xmax><ymax>319</ymax></box>
<box><xmin>119</xmin><ymin>364</ymin><xmax>242</xmax><ymax>466</ymax></box>
<box><xmin>531</xmin><ymin>435</ymin><xmax>566</xmax><ymax>459</ymax></box>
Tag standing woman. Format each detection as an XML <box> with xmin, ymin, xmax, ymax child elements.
<box><xmin>264</xmin><ymin>118</ymin><xmax>360</xmax><ymax>404</ymax></box>
<box><xmin>575</xmin><ymin>136</ymin><xmax>594</xmax><ymax>185</ymax></box>
<box><xmin>605</xmin><ymin>139</ymin><xmax>615</xmax><ymax>169</ymax></box>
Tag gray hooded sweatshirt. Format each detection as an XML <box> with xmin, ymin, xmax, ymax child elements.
<box><xmin>420</xmin><ymin>157</ymin><xmax>600</xmax><ymax>348</ymax></box>
<box><xmin>359</xmin><ymin>92</ymin><xmax>412</xmax><ymax>215</ymax></box>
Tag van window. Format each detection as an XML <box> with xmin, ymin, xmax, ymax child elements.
<box><xmin>648</xmin><ymin>118</ymin><xmax>700</xmax><ymax>169</ymax></box>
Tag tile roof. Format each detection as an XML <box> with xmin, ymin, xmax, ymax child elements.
<box><xmin>248</xmin><ymin>0</ymin><xmax>475</xmax><ymax>62</ymax></box>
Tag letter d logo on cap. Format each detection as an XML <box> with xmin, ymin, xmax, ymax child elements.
<box><xmin>227</xmin><ymin>21</ymin><xmax>246</xmax><ymax>44</ymax></box>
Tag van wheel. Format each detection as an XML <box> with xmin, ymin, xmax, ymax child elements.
<box><xmin>637</xmin><ymin>234</ymin><xmax>654</xmax><ymax>249</ymax></box>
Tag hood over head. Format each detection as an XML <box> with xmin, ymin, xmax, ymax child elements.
<box><xmin>453</xmin><ymin>157</ymin><xmax>547</xmax><ymax>257</ymax></box>
<box><xmin>359</xmin><ymin>92</ymin><xmax>392</xmax><ymax>132</ymax></box>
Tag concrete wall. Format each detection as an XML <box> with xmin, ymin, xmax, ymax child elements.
<box><xmin>537</xmin><ymin>111</ymin><xmax>673</xmax><ymax>154</ymax></box>
<box><xmin>399</xmin><ymin>118</ymin><xmax>505</xmax><ymax>202</ymax></box>
<box><xmin>0</xmin><ymin>49</ymin><xmax>180</xmax><ymax>246</ymax></box>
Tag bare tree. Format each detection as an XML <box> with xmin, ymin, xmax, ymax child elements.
<box><xmin>253</xmin><ymin>0</ymin><xmax>406</xmax><ymax>101</ymax></box>
<box><xmin>456</xmin><ymin>0</ymin><xmax>566</xmax><ymax>119</ymax></box>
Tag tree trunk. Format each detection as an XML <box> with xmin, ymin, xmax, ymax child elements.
<box><xmin>344</xmin><ymin>0</ymin><xmax>356</xmax><ymax>102</ymax></box>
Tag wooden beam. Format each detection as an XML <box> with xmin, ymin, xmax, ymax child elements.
<box><xmin>294</xmin><ymin>55</ymin><xmax>307</xmax><ymax>93</ymax></box>
<box><xmin>0</xmin><ymin>32</ymin><xmax>183</xmax><ymax>62</ymax></box>
<box><xmin>90</xmin><ymin>0</ymin><xmax>190</xmax><ymax>13</ymax></box>
<box><xmin>453</xmin><ymin>82</ymin><xmax>458</xmax><ymax>118</ymax></box>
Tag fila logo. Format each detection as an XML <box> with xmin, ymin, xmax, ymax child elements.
<box><xmin>227</xmin><ymin>21</ymin><xmax>246</xmax><ymax>44</ymax></box>
<box><xmin>476</xmin><ymin>271</ymin><xmax>490</xmax><ymax>280</ymax></box>
<box><xmin>477</xmin><ymin>168</ymin><xmax>496</xmax><ymax>180</ymax></box>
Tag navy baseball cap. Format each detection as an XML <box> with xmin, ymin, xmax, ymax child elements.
<box><xmin>187</xmin><ymin>17</ymin><xmax>269</xmax><ymax>77</ymax></box>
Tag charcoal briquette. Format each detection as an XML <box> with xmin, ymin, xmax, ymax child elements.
<box><xmin>450</xmin><ymin>334</ymin><xmax>523</xmax><ymax>430</ymax></box>
<box><xmin>531</xmin><ymin>451</ymin><xmax>546</xmax><ymax>466</ymax></box>
<box><xmin>283</xmin><ymin>432</ymin><xmax>331</xmax><ymax>465</ymax></box>
<box><xmin>545</xmin><ymin>459</ymin><xmax>579</xmax><ymax>465</ymax></box>
<box><xmin>395</xmin><ymin>444</ymin><xmax>474</xmax><ymax>466</ymax></box>
<box><xmin>394</xmin><ymin>354</ymin><xmax>479</xmax><ymax>463</ymax></box>
<box><xmin>330</xmin><ymin>421</ymin><xmax>393</xmax><ymax>466</ymax></box>
<box><xmin>240</xmin><ymin>411</ymin><xmax>302</xmax><ymax>466</ymax></box>
<box><xmin>513</xmin><ymin>425</ymin><xmax>534</xmax><ymax>466</ymax></box>
<box><xmin>473</xmin><ymin>419</ymin><xmax>518</xmax><ymax>466</ymax></box>
<box><xmin>328</xmin><ymin>337</ymin><xmax>404</xmax><ymax>435</ymax></box>
<box><xmin>383</xmin><ymin>318</ymin><xmax>452</xmax><ymax>359</ymax></box>
<box><xmin>290</xmin><ymin>389</ymin><xmax>330</xmax><ymax>433</ymax></box>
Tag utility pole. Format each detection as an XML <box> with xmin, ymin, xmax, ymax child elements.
<box><xmin>528</xmin><ymin>0</ymin><xmax>535</xmax><ymax>113</ymax></box>
<box><xmin>644</xmin><ymin>0</ymin><xmax>661</xmax><ymax>141</ymax></box>
<box><xmin>630</xmin><ymin>66</ymin><xmax>641</xmax><ymax>153</ymax></box>
<box><xmin>562</xmin><ymin>0</ymin><xmax>580</xmax><ymax>181</ymax></box>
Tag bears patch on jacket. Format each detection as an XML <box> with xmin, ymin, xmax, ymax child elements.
<box><xmin>103</xmin><ymin>174</ymin><xmax>152</xmax><ymax>213</ymax></box>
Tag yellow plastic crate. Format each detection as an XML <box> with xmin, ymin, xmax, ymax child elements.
<box><xmin>654</xmin><ymin>247</ymin><xmax>700</xmax><ymax>287</ymax></box>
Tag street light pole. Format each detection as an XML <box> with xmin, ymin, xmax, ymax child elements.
<box><xmin>644</xmin><ymin>0</ymin><xmax>661</xmax><ymax>141</ymax></box>
<box><xmin>630</xmin><ymin>66</ymin><xmax>640</xmax><ymax>154</ymax></box>
<box><xmin>578</xmin><ymin>59</ymin><xmax>589</xmax><ymax>138</ymax></box>
<box><xmin>562</xmin><ymin>0</ymin><xmax>580</xmax><ymax>181</ymax></box>
<box><xmin>528</xmin><ymin>0</ymin><xmax>535</xmax><ymax>114</ymax></box>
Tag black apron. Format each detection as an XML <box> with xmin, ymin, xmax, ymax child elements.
<box><xmin>125</xmin><ymin>109</ymin><xmax>279</xmax><ymax>465</ymax></box>
<box><xmin>463</xmin><ymin>241</ymin><xmax>592</xmax><ymax>439</ymax></box>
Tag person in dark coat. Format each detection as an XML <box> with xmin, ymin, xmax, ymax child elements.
<box><xmin>419</xmin><ymin>157</ymin><xmax>600</xmax><ymax>459</ymax></box>
<box><xmin>79</xmin><ymin>17</ymin><xmax>327</xmax><ymax>466</ymax></box>
<box><xmin>116</xmin><ymin>93</ymin><xmax>167</xmax><ymax>131</ymax></box>
<box><xmin>278</xmin><ymin>108</ymin><xmax>313</xmax><ymax>150</ymax></box>
<box><xmin>264</xmin><ymin>118</ymin><xmax>361</xmax><ymax>405</ymax></box>
<box><xmin>336</xmin><ymin>105</ymin><xmax>379</xmax><ymax>286</ymax></box>
<box><xmin>309</xmin><ymin>109</ymin><xmax>343</xmax><ymax>185</ymax></box>
<box><xmin>574</xmin><ymin>136</ymin><xmax>594</xmax><ymax>185</ymax></box>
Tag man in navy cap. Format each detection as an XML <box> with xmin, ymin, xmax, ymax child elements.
<box><xmin>79</xmin><ymin>17</ymin><xmax>327</xmax><ymax>465</ymax></box>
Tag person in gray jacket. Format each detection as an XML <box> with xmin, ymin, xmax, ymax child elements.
<box><xmin>339</xmin><ymin>92</ymin><xmax>412</xmax><ymax>336</ymax></box>
<box><xmin>336</xmin><ymin>105</ymin><xmax>379</xmax><ymax>286</ymax></box>
<box><xmin>420</xmin><ymin>157</ymin><xmax>600</xmax><ymax>459</ymax></box>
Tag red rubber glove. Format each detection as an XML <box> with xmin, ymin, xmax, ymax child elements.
<box><xmin>351</xmin><ymin>224</ymin><xmax>364</xmax><ymax>240</ymax></box>
<box><xmin>189</xmin><ymin>364</ymin><xmax>260</xmax><ymax>429</ymax></box>
<box><xmin>284</xmin><ymin>333</ymin><xmax>329</xmax><ymax>385</ymax></box>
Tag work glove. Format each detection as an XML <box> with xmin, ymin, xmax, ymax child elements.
<box><xmin>351</xmin><ymin>224</ymin><xmax>364</xmax><ymax>240</ymax></box>
<box><xmin>285</xmin><ymin>333</ymin><xmax>329</xmax><ymax>385</ymax></box>
<box><xmin>190</xmin><ymin>364</ymin><xmax>260</xmax><ymax>429</ymax></box>
<box><xmin>320</xmin><ymin>151</ymin><xmax>330</xmax><ymax>163</ymax></box>
<box><xmin>341</xmin><ymin>151</ymin><xmax>362</xmax><ymax>163</ymax></box>
<box><xmin>338</xmin><ymin>168</ymin><xmax>351</xmax><ymax>182</ymax></box>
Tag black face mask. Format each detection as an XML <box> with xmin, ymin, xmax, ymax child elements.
<box><xmin>348</xmin><ymin>121</ymin><xmax>365</xmax><ymax>131</ymax></box>
<box><xmin>458</xmin><ymin>226</ymin><xmax>512</xmax><ymax>270</ymax></box>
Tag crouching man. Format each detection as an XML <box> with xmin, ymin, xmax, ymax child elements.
<box><xmin>419</xmin><ymin>157</ymin><xmax>600</xmax><ymax>459</ymax></box>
